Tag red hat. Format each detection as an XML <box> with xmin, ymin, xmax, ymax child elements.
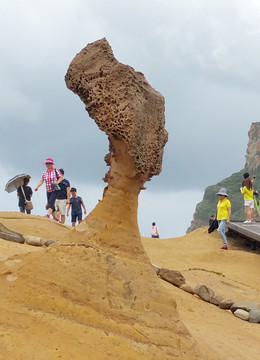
<box><xmin>43</xmin><ymin>157</ymin><xmax>54</xmax><ymax>165</ymax></box>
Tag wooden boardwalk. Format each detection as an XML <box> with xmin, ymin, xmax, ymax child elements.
<box><xmin>228</xmin><ymin>221</ymin><xmax>260</xmax><ymax>248</ymax></box>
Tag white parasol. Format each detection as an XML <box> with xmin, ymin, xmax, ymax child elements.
<box><xmin>5</xmin><ymin>174</ymin><xmax>31</xmax><ymax>193</ymax></box>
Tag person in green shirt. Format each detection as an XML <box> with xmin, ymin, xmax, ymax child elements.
<box><xmin>216</xmin><ymin>188</ymin><xmax>231</xmax><ymax>250</ymax></box>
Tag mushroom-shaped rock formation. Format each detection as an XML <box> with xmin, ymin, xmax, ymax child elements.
<box><xmin>61</xmin><ymin>38</ymin><xmax>216</xmax><ymax>359</ymax></box>
<box><xmin>65</xmin><ymin>38</ymin><xmax>168</xmax><ymax>253</ymax></box>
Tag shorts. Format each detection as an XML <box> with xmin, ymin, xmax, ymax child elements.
<box><xmin>244</xmin><ymin>199</ymin><xmax>254</xmax><ymax>208</ymax></box>
<box><xmin>47</xmin><ymin>191</ymin><xmax>57</xmax><ymax>211</ymax></box>
<box><xmin>71</xmin><ymin>212</ymin><xmax>82</xmax><ymax>223</ymax></box>
<box><xmin>55</xmin><ymin>199</ymin><xmax>67</xmax><ymax>215</ymax></box>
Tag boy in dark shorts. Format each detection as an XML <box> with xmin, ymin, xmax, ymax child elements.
<box><xmin>67</xmin><ymin>187</ymin><xmax>87</xmax><ymax>227</ymax></box>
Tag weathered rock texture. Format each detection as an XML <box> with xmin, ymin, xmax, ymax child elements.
<box><xmin>65</xmin><ymin>38</ymin><xmax>169</xmax><ymax>256</ymax></box>
<box><xmin>245</xmin><ymin>122</ymin><xmax>260</xmax><ymax>171</ymax></box>
<box><xmin>65</xmin><ymin>38</ymin><xmax>168</xmax><ymax>186</ymax></box>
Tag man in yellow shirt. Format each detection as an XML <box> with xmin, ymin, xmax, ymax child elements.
<box><xmin>216</xmin><ymin>188</ymin><xmax>231</xmax><ymax>250</ymax></box>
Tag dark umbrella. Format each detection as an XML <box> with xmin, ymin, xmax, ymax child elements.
<box><xmin>5</xmin><ymin>174</ymin><xmax>31</xmax><ymax>193</ymax></box>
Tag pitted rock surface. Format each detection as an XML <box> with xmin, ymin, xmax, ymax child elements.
<box><xmin>65</xmin><ymin>38</ymin><xmax>168</xmax><ymax>181</ymax></box>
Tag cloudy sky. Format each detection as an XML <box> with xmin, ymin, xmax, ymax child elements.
<box><xmin>1</xmin><ymin>0</ymin><xmax>260</xmax><ymax>238</ymax></box>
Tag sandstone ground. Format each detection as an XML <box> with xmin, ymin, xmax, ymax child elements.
<box><xmin>0</xmin><ymin>212</ymin><xmax>259</xmax><ymax>359</ymax></box>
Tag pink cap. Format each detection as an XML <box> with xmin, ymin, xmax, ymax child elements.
<box><xmin>43</xmin><ymin>157</ymin><xmax>54</xmax><ymax>165</ymax></box>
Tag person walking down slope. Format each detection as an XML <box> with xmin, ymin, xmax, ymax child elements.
<box><xmin>150</xmin><ymin>222</ymin><xmax>160</xmax><ymax>238</ymax></box>
<box><xmin>240</xmin><ymin>174</ymin><xmax>254</xmax><ymax>223</ymax></box>
<box><xmin>55</xmin><ymin>169</ymin><xmax>70</xmax><ymax>224</ymax></box>
<box><xmin>67</xmin><ymin>187</ymin><xmax>87</xmax><ymax>227</ymax></box>
<box><xmin>17</xmin><ymin>178</ymin><xmax>33</xmax><ymax>214</ymax></box>
<box><xmin>216</xmin><ymin>188</ymin><xmax>231</xmax><ymax>250</ymax></box>
<box><xmin>35</xmin><ymin>157</ymin><xmax>64</xmax><ymax>220</ymax></box>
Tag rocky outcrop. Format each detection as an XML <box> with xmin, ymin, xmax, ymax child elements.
<box><xmin>245</xmin><ymin>122</ymin><xmax>260</xmax><ymax>170</ymax></box>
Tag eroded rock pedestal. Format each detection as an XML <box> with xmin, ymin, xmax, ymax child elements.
<box><xmin>0</xmin><ymin>40</ymin><xmax>217</xmax><ymax>360</ymax></box>
<box><xmin>65</xmin><ymin>38</ymin><xmax>168</xmax><ymax>252</ymax></box>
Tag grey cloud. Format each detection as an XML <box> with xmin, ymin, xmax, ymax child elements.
<box><xmin>1</xmin><ymin>0</ymin><xmax>260</xmax><ymax>198</ymax></box>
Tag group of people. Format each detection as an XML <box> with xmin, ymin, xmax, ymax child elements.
<box><xmin>17</xmin><ymin>157</ymin><xmax>87</xmax><ymax>226</ymax></box>
<box><xmin>214</xmin><ymin>172</ymin><xmax>257</xmax><ymax>250</ymax></box>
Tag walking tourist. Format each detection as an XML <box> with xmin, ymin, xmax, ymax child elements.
<box><xmin>35</xmin><ymin>157</ymin><xmax>63</xmax><ymax>220</ymax></box>
<box><xmin>216</xmin><ymin>188</ymin><xmax>231</xmax><ymax>250</ymax></box>
<box><xmin>67</xmin><ymin>187</ymin><xmax>87</xmax><ymax>227</ymax></box>
<box><xmin>240</xmin><ymin>174</ymin><xmax>254</xmax><ymax>223</ymax></box>
<box><xmin>55</xmin><ymin>169</ymin><xmax>70</xmax><ymax>224</ymax></box>
<box><xmin>17</xmin><ymin>178</ymin><xmax>33</xmax><ymax>214</ymax></box>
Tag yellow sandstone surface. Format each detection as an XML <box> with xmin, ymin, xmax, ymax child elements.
<box><xmin>0</xmin><ymin>212</ymin><xmax>259</xmax><ymax>360</ymax></box>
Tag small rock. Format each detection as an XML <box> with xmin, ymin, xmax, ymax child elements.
<box><xmin>180</xmin><ymin>283</ymin><xmax>194</xmax><ymax>294</ymax></box>
<box><xmin>152</xmin><ymin>264</ymin><xmax>161</xmax><ymax>274</ymax></box>
<box><xmin>158</xmin><ymin>268</ymin><xmax>185</xmax><ymax>287</ymax></box>
<box><xmin>210</xmin><ymin>294</ymin><xmax>224</xmax><ymax>306</ymax></box>
<box><xmin>194</xmin><ymin>284</ymin><xmax>215</xmax><ymax>302</ymax></box>
<box><xmin>44</xmin><ymin>239</ymin><xmax>55</xmax><ymax>247</ymax></box>
<box><xmin>219</xmin><ymin>299</ymin><xmax>236</xmax><ymax>309</ymax></box>
<box><xmin>6</xmin><ymin>273</ymin><xmax>18</xmax><ymax>282</ymax></box>
<box><xmin>25</xmin><ymin>236</ymin><xmax>44</xmax><ymax>246</ymax></box>
<box><xmin>231</xmin><ymin>301</ymin><xmax>260</xmax><ymax>313</ymax></box>
<box><xmin>249</xmin><ymin>309</ymin><xmax>260</xmax><ymax>323</ymax></box>
<box><xmin>234</xmin><ymin>309</ymin><xmax>249</xmax><ymax>321</ymax></box>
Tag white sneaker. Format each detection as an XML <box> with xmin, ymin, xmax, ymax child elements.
<box><xmin>243</xmin><ymin>220</ymin><xmax>250</xmax><ymax>223</ymax></box>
